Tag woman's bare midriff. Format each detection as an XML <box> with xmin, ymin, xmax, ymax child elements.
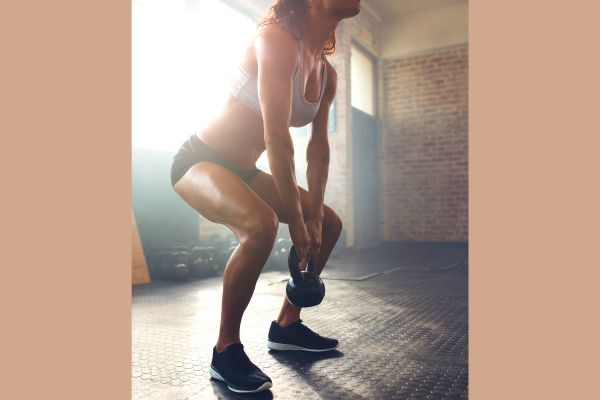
<box><xmin>195</xmin><ymin>95</ymin><xmax>266</xmax><ymax>171</ymax></box>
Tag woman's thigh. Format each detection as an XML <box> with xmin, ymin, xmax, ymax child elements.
<box><xmin>173</xmin><ymin>162</ymin><xmax>278</xmax><ymax>240</ymax></box>
<box><xmin>246</xmin><ymin>171</ymin><xmax>340</xmax><ymax>227</ymax></box>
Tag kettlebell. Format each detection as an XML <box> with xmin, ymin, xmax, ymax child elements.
<box><xmin>286</xmin><ymin>245</ymin><xmax>325</xmax><ymax>308</ymax></box>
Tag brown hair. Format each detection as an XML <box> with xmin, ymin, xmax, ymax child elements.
<box><xmin>257</xmin><ymin>0</ymin><xmax>337</xmax><ymax>56</ymax></box>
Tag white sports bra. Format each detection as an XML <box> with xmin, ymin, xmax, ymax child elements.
<box><xmin>229</xmin><ymin>37</ymin><xmax>327</xmax><ymax>128</ymax></box>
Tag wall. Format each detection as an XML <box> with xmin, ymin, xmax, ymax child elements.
<box><xmin>382</xmin><ymin>44</ymin><xmax>468</xmax><ymax>241</ymax></box>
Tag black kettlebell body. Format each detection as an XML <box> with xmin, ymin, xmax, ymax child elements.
<box><xmin>286</xmin><ymin>245</ymin><xmax>325</xmax><ymax>308</ymax></box>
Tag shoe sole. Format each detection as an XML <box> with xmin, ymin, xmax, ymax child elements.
<box><xmin>266</xmin><ymin>340</ymin><xmax>338</xmax><ymax>352</ymax></box>
<box><xmin>209</xmin><ymin>366</ymin><xmax>272</xmax><ymax>393</ymax></box>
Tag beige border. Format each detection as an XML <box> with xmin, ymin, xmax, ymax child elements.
<box><xmin>2</xmin><ymin>1</ymin><xmax>131</xmax><ymax>398</ymax></box>
<box><xmin>470</xmin><ymin>0</ymin><xmax>600</xmax><ymax>398</ymax></box>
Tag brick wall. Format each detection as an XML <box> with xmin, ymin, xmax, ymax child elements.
<box><xmin>382</xmin><ymin>45</ymin><xmax>468</xmax><ymax>241</ymax></box>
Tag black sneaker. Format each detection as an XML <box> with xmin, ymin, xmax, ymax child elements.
<box><xmin>267</xmin><ymin>319</ymin><xmax>339</xmax><ymax>352</ymax></box>
<box><xmin>209</xmin><ymin>343</ymin><xmax>272</xmax><ymax>393</ymax></box>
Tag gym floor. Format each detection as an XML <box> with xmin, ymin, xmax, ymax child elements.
<box><xmin>132</xmin><ymin>241</ymin><xmax>468</xmax><ymax>399</ymax></box>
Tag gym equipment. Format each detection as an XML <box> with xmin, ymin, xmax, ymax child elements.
<box><xmin>266</xmin><ymin>237</ymin><xmax>292</xmax><ymax>271</ymax></box>
<box><xmin>286</xmin><ymin>245</ymin><xmax>325</xmax><ymax>308</ymax></box>
<box><xmin>171</xmin><ymin>263</ymin><xmax>191</xmax><ymax>281</ymax></box>
<box><xmin>170</xmin><ymin>250</ymin><xmax>192</xmax><ymax>281</ymax></box>
<box><xmin>274</xmin><ymin>238</ymin><xmax>291</xmax><ymax>259</ymax></box>
<box><xmin>190</xmin><ymin>245</ymin><xmax>220</xmax><ymax>278</ymax></box>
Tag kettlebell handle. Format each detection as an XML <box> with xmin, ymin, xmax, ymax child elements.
<box><xmin>288</xmin><ymin>245</ymin><xmax>316</xmax><ymax>283</ymax></box>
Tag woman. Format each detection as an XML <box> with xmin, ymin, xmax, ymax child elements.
<box><xmin>171</xmin><ymin>0</ymin><xmax>361</xmax><ymax>393</ymax></box>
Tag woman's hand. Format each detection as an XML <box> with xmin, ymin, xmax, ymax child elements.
<box><xmin>288</xmin><ymin>216</ymin><xmax>311</xmax><ymax>270</ymax></box>
<box><xmin>305</xmin><ymin>218</ymin><xmax>323</xmax><ymax>264</ymax></box>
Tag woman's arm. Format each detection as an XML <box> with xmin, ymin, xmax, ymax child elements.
<box><xmin>306</xmin><ymin>61</ymin><xmax>337</xmax><ymax>223</ymax></box>
<box><xmin>255</xmin><ymin>27</ymin><xmax>304</xmax><ymax>224</ymax></box>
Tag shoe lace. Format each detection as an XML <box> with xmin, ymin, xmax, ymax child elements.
<box><xmin>294</xmin><ymin>319</ymin><xmax>321</xmax><ymax>338</ymax></box>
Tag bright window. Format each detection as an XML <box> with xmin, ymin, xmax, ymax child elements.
<box><xmin>132</xmin><ymin>0</ymin><xmax>255</xmax><ymax>152</ymax></box>
<box><xmin>351</xmin><ymin>44</ymin><xmax>375</xmax><ymax>116</ymax></box>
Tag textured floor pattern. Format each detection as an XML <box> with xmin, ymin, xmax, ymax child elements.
<box><xmin>132</xmin><ymin>242</ymin><xmax>468</xmax><ymax>399</ymax></box>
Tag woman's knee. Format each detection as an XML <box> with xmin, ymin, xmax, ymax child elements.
<box><xmin>238</xmin><ymin>209</ymin><xmax>279</xmax><ymax>244</ymax></box>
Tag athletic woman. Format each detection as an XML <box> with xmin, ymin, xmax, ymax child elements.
<box><xmin>171</xmin><ymin>0</ymin><xmax>361</xmax><ymax>393</ymax></box>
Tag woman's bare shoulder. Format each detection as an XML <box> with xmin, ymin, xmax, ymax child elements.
<box><xmin>254</xmin><ymin>24</ymin><xmax>299</xmax><ymax>63</ymax></box>
<box><xmin>254</xmin><ymin>24</ymin><xmax>297</xmax><ymax>49</ymax></box>
<box><xmin>256</xmin><ymin>23</ymin><xmax>298</xmax><ymax>44</ymax></box>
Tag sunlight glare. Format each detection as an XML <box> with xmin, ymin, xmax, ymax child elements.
<box><xmin>133</xmin><ymin>0</ymin><xmax>256</xmax><ymax>152</ymax></box>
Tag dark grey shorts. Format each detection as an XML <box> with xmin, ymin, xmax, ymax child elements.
<box><xmin>170</xmin><ymin>134</ymin><xmax>261</xmax><ymax>188</ymax></box>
